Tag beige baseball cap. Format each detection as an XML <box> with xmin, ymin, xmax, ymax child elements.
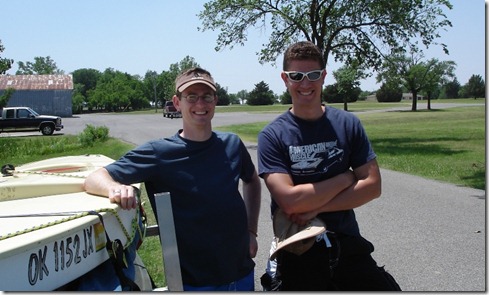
<box><xmin>175</xmin><ymin>68</ymin><xmax>216</xmax><ymax>93</ymax></box>
<box><xmin>270</xmin><ymin>209</ymin><xmax>326</xmax><ymax>260</ymax></box>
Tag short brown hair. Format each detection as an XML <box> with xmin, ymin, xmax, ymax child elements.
<box><xmin>283</xmin><ymin>41</ymin><xmax>325</xmax><ymax>71</ymax></box>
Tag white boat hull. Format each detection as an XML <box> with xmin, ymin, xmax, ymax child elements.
<box><xmin>0</xmin><ymin>155</ymin><xmax>141</xmax><ymax>291</ymax></box>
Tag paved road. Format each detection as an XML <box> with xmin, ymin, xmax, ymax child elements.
<box><xmin>7</xmin><ymin>103</ymin><xmax>485</xmax><ymax>291</ymax></box>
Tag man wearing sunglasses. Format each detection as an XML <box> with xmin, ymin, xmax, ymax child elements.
<box><xmin>84</xmin><ymin>67</ymin><xmax>261</xmax><ymax>291</ymax></box>
<box><xmin>257</xmin><ymin>41</ymin><xmax>400</xmax><ymax>291</ymax></box>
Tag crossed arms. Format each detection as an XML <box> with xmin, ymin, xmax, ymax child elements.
<box><xmin>262</xmin><ymin>158</ymin><xmax>381</xmax><ymax>225</ymax></box>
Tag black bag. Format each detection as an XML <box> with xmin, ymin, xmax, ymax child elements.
<box><xmin>260</xmin><ymin>272</ymin><xmax>282</xmax><ymax>291</ymax></box>
<box><xmin>377</xmin><ymin>265</ymin><xmax>402</xmax><ymax>291</ymax></box>
<box><xmin>261</xmin><ymin>233</ymin><xmax>402</xmax><ymax>291</ymax></box>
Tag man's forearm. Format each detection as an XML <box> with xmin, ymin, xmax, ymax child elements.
<box><xmin>242</xmin><ymin>172</ymin><xmax>261</xmax><ymax>234</ymax></box>
<box><xmin>277</xmin><ymin>170</ymin><xmax>356</xmax><ymax>215</ymax></box>
<box><xmin>300</xmin><ymin>160</ymin><xmax>382</xmax><ymax>216</ymax></box>
<box><xmin>84</xmin><ymin>167</ymin><xmax>139</xmax><ymax>210</ymax></box>
<box><xmin>290</xmin><ymin>175</ymin><xmax>380</xmax><ymax>225</ymax></box>
<box><xmin>83</xmin><ymin>168</ymin><xmax>115</xmax><ymax>197</ymax></box>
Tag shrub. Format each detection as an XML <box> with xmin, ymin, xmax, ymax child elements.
<box><xmin>376</xmin><ymin>83</ymin><xmax>402</xmax><ymax>102</ymax></box>
<box><xmin>78</xmin><ymin>124</ymin><xmax>109</xmax><ymax>147</ymax></box>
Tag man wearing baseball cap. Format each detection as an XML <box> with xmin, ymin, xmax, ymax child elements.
<box><xmin>84</xmin><ymin>67</ymin><xmax>261</xmax><ymax>291</ymax></box>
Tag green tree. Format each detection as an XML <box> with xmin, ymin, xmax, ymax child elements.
<box><xmin>332</xmin><ymin>62</ymin><xmax>365</xmax><ymax>110</ymax></box>
<box><xmin>88</xmin><ymin>69</ymin><xmax>145</xmax><ymax>112</ymax></box>
<box><xmin>198</xmin><ymin>0</ymin><xmax>452</xmax><ymax>70</ymax></box>
<box><xmin>133</xmin><ymin>58</ymin><xmax>201</xmax><ymax>112</ymax></box>
<box><xmin>358</xmin><ymin>90</ymin><xmax>372</xmax><ymax>101</ymax></box>
<box><xmin>0</xmin><ymin>88</ymin><xmax>15</xmax><ymax>108</ymax></box>
<box><xmin>160</xmin><ymin>71</ymin><xmax>176</xmax><ymax>103</ymax></box>
<box><xmin>441</xmin><ymin>78</ymin><xmax>461</xmax><ymax>99</ymax></box>
<box><xmin>228</xmin><ymin>93</ymin><xmax>240</xmax><ymax>104</ymax></box>
<box><xmin>421</xmin><ymin>59</ymin><xmax>456</xmax><ymax>109</ymax></box>
<box><xmin>376</xmin><ymin>82</ymin><xmax>403</xmax><ymax>102</ymax></box>
<box><xmin>215</xmin><ymin>83</ymin><xmax>230</xmax><ymax>105</ymax></box>
<box><xmin>0</xmin><ymin>40</ymin><xmax>13</xmax><ymax>74</ymax></box>
<box><xmin>165</xmin><ymin>56</ymin><xmax>201</xmax><ymax>100</ymax></box>
<box><xmin>16</xmin><ymin>56</ymin><xmax>64</xmax><ymax>75</ymax></box>
<box><xmin>323</xmin><ymin>84</ymin><xmax>339</xmax><ymax>103</ymax></box>
<box><xmin>464</xmin><ymin>74</ymin><xmax>485</xmax><ymax>99</ymax></box>
<box><xmin>72</xmin><ymin>84</ymin><xmax>85</xmax><ymax>114</ymax></box>
<box><xmin>236</xmin><ymin>89</ymin><xmax>249</xmax><ymax>104</ymax></box>
<box><xmin>145</xmin><ymin>70</ymin><xmax>178</xmax><ymax>108</ymax></box>
<box><xmin>458</xmin><ymin>85</ymin><xmax>468</xmax><ymax>99</ymax></box>
<box><xmin>169</xmin><ymin>56</ymin><xmax>200</xmax><ymax>78</ymax></box>
<box><xmin>87</xmin><ymin>68</ymin><xmax>116</xmax><ymax>110</ymax></box>
<box><xmin>377</xmin><ymin>54</ymin><xmax>456</xmax><ymax>111</ymax></box>
<box><xmin>144</xmin><ymin>70</ymin><xmax>163</xmax><ymax>112</ymax></box>
<box><xmin>72</xmin><ymin>68</ymin><xmax>102</xmax><ymax>107</ymax></box>
<box><xmin>279</xmin><ymin>90</ymin><xmax>292</xmax><ymax>104</ymax></box>
<box><xmin>126</xmin><ymin>75</ymin><xmax>147</xmax><ymax>110</ymax></box>
<box><xmin>247</xmin><ymin>81</ymin><xmax>275</xmax><ymax>105</ymax></box>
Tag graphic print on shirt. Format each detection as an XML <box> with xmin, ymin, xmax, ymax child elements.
<box><xmin>289</xmin><ymin>141</ymin><xmax>344</xmax><ymax>175</ymax></box>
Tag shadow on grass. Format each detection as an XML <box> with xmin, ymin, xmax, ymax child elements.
<box><xmin>370</xmin><ymin>136</ymin><xmax>485</xmax><ymax>191</ymax></box>
<box><xmin>370</xmin><ymin>136</ymin><xmax>468</xmax><ymax>156</ymax></box>
<box><xmin>386</xmin><ymin>108</ymin><xmax>447</xmax><ymax>113</ymax></box>
<box><xmin>460</xmin><ymin>167</ymin><xmax>486</xmax><ymax>191</ymax></box>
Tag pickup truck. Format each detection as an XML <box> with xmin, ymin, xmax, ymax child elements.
<box><xmin>0</xmin><ymin>107</ymin><xmax>64</xmax><ymax>135</ymax></box>
<box><xmin>162</xmin><ymin>101</ymin><xmax>182</xmax><ymax>119</ymax></box>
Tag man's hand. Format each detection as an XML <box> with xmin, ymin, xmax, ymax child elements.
<box><xmin>109</xmin><ymin>185</ymin><xmax>138</xmax><ymax>210</ymax></box>
<box><xmin>288</xmin><ymin>211</ymin><xmax>318</xmax><ymax>226</ymax></box>
<box><xmin>249</xmin><ymin>233</ymin><xmax>258</xmax><ymax>258</ymax></box>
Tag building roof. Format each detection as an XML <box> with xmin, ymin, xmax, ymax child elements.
<box><xmin>0</xmin><ymin>75</ymin><xmax>73</xmax><ymax>90</ymax></box>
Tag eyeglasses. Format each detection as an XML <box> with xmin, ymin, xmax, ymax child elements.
<box><xmin>181</xmin><ymin>94</ymin><xmax>215</xmax><ymax>103</ymax></box>
<box><xmin>283</xmin><ymin>69</ymin><xmax>325</xmax><ymax>82</ymax></box>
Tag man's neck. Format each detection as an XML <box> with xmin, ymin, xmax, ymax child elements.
<box><xmin>290</xmin><ymin>104</ymin><xmax>325</xmax><ymax>121</ymax></box>
<box><xmin>179</xmin><ymin>126</ymin><xmax>213</xmax><ymax>142</ymax></box>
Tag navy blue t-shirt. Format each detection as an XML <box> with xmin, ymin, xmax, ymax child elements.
<box><xmin>258</xmin><ymin>107</ymin><xmax>376</xmax><ymax>236</ymax></box>
<box><xmin>105</xmin><ymin>131</ymin><xmax>255</xmax><ymax>286</ymax></box>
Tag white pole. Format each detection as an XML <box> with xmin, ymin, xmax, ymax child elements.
<box><xmin>154</xmin><ymin>192</ymin><xmax>183</xmax><ymax>291</ymax></box>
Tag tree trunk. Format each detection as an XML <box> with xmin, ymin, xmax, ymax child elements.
<box><xmin>411</xmin><ymin>91</ymin><xmax>418</xmax><ymax>111</ymax></box>
<box><xmin>153</xmin><ymin>85</ymin><xmax>158</xmax><ymax>113</ymax></box>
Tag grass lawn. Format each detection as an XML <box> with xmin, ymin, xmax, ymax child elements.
<box><xmin>129</xmin><ymin>98</ymin><xmax>483</xmax><ymax>115</ymax></box>
<box><xmin>358</xmin><ymin>107</ymin><xmax>485</xmax><ymax>189</ymax></box>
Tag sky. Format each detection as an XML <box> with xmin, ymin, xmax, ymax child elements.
<box><xmin>1</xmin><ymin>0</ymin><xmax>486</xmax><ymax>95</ymax></box>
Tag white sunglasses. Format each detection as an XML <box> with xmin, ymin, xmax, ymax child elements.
<box><xmin>284</xmin><ymin>69</ymin><xmax>325</xmax><ymax>82</ymax></box>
